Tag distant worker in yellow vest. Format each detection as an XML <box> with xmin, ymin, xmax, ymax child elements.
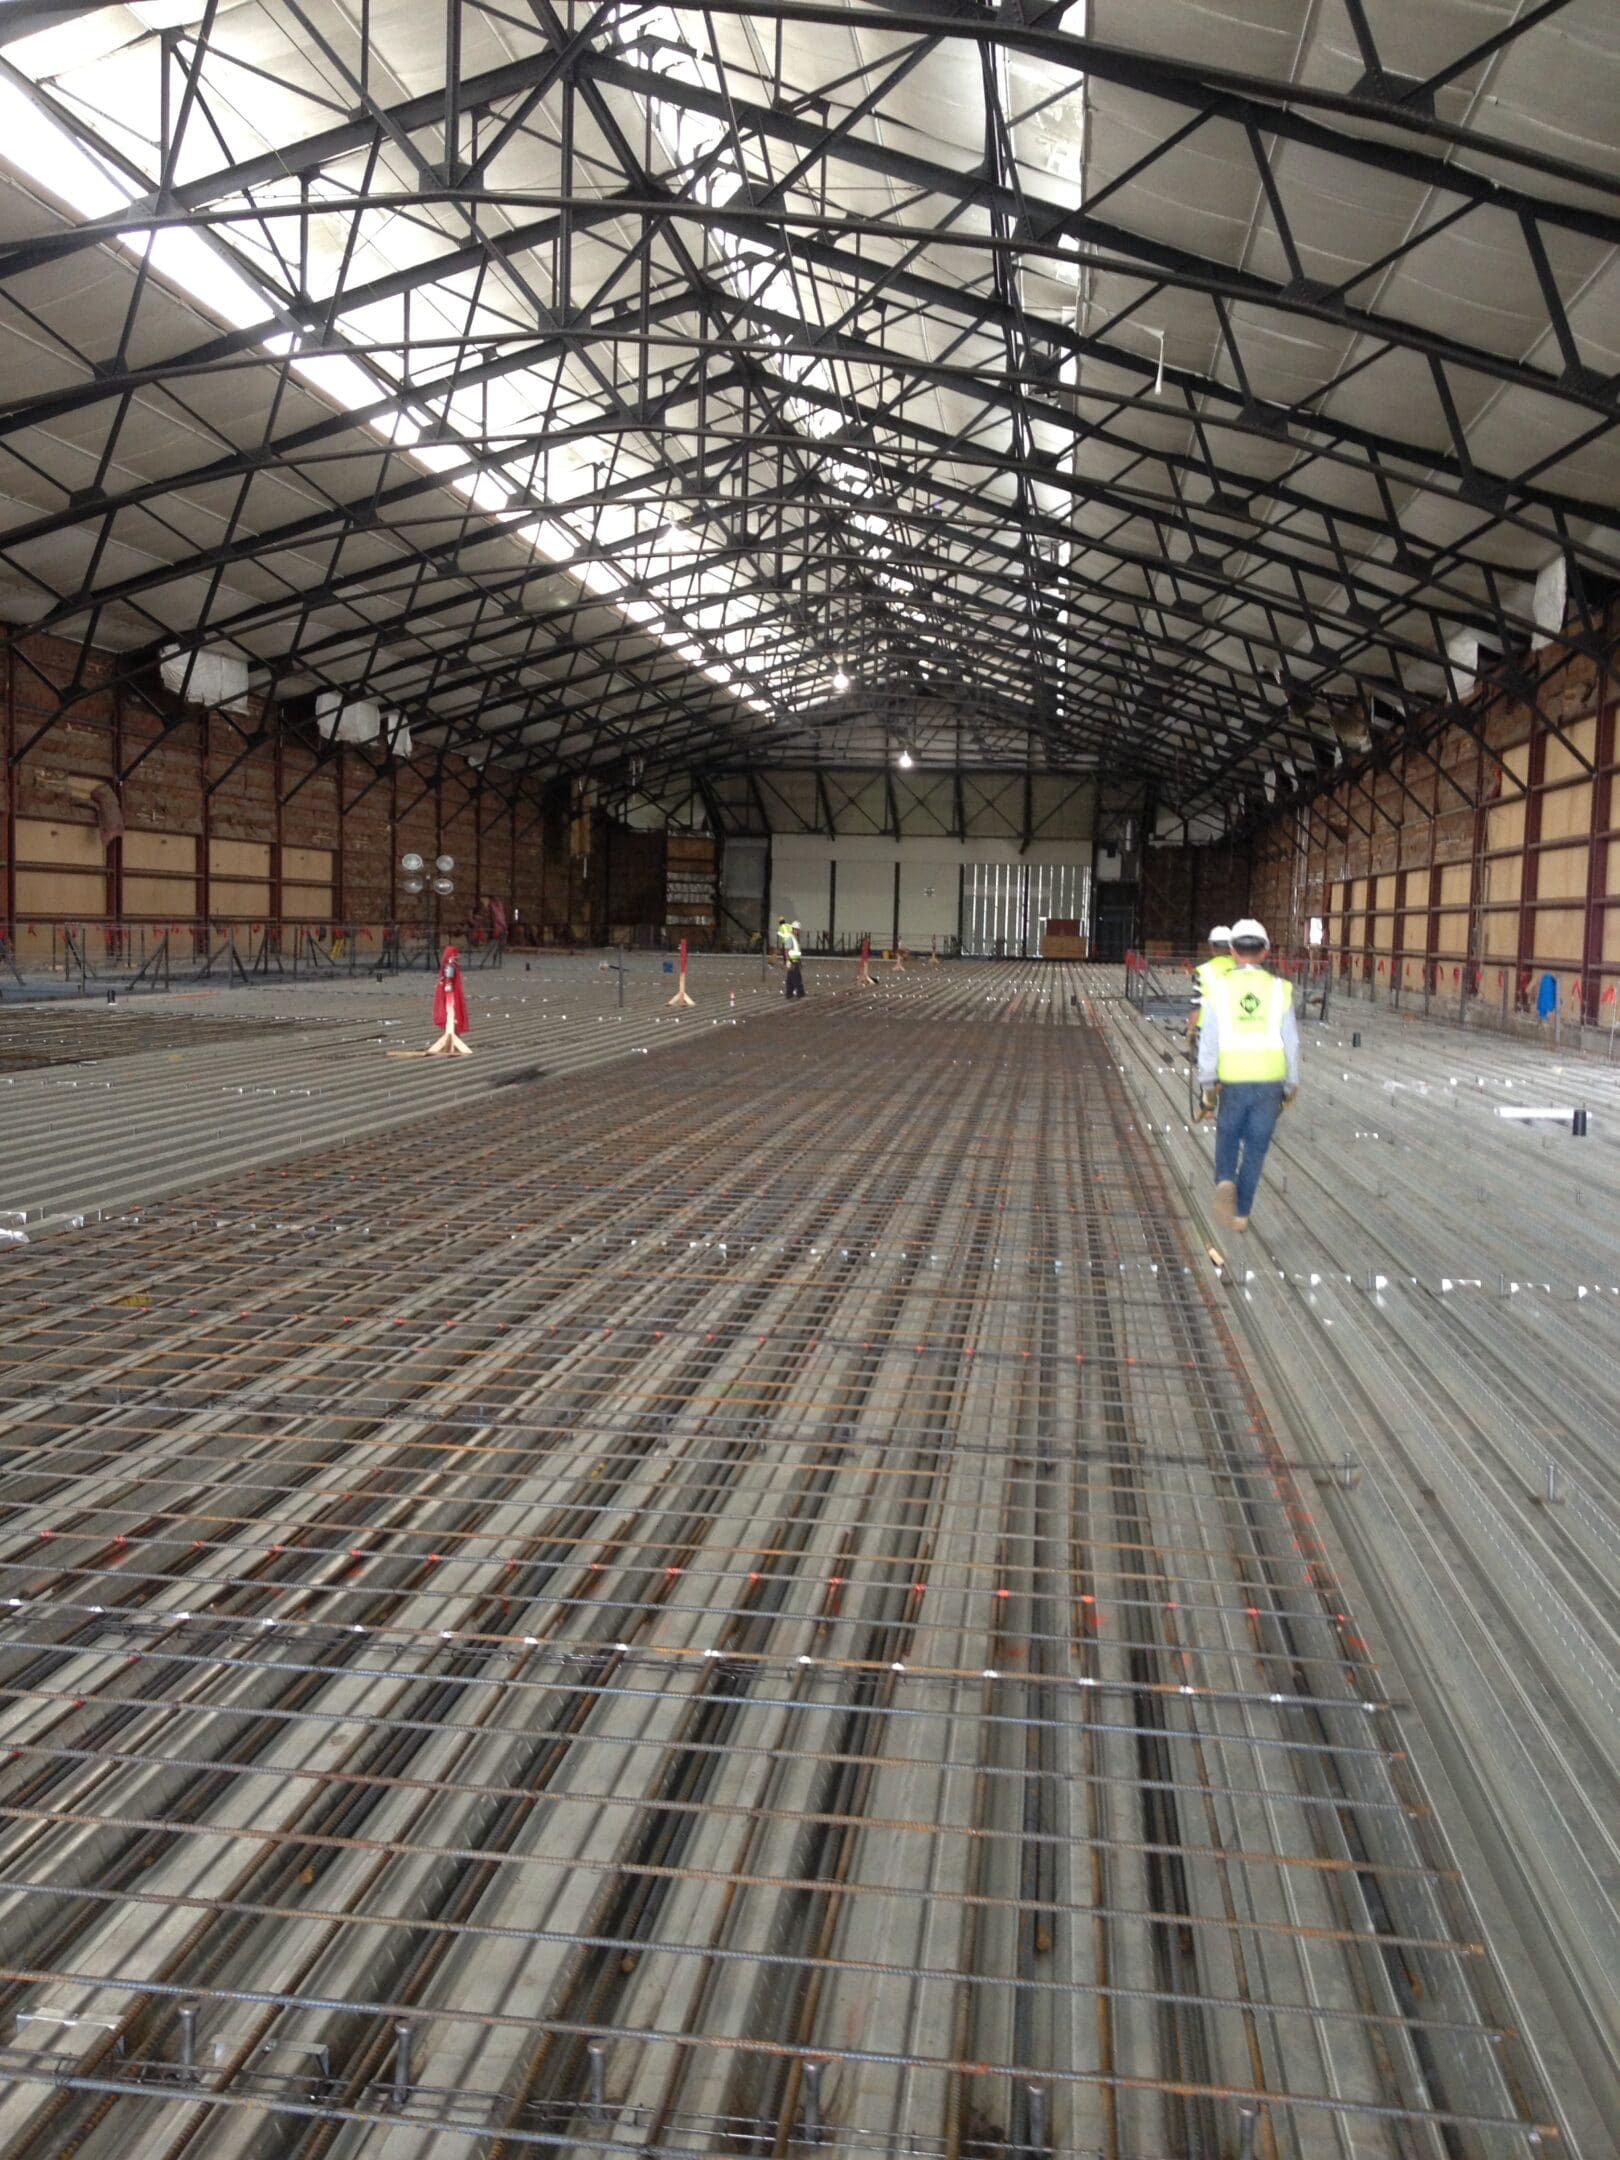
<box><xmin>783</xmin><ymin>921</ymin><xmax>806</xmax><ymax>1000</ymax></box>
<box><xmin>1197</xmin><ymin>917</ymin><xmax>1298</xmax><ymax>1232</ymax></box>
<box><xmin>776</xmin><ymin>916</ymin><xmax>792</xmax><ymax>966</ymax></box>
<box><xmin>1187</xmin><ymin>924</ymin><xmax>1234</xmax><ymax>1046</ymax></box>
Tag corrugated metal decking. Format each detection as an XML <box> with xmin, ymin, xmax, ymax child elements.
<box><xmin>0</xmin><ymin>972</ymin><xmax>1557</xmax><ymax>2157</ymax></box>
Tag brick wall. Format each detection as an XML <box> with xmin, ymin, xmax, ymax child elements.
<box><xmin>1141</xmin><ymin>838</ymin><xmax>1253</xmax><ymax>949</ymax></box>
<box><xmin>601</xmin><ymin>819</ymin><xmax>666</xmax><ymax>933</ymax></box>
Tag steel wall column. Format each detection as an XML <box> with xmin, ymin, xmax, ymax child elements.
<box><xmin>1516</xmin><ymin>721</ymin><xmax>1546</xmax><ymax>1007</ymax></box>
<box><xmin>1426</xmin><ymin>751</ymin><xmax>1445</xmax><ymax>998</ymax></box>
<box><xmin>1397</xmin><ymin>765</ymin><xmax>1414</xmax><ymax>997</ymax></box>
<box><xmin>1465</xmin><ymin>732</ymin><xmax>1487</xmax><ymax>1014</ymax></box>
<box><xmin>335</xmin><ymin>747</ymin><xmax>348</xmax><ymax>921</ymax></box>
<box><xmin>1581</xmin><ymin>694</ymin><xmax>1616</xmax><ymax>1022</ymax></box>
<box><xmin>107</xmin><ymin>686</ymin><xmax>123</xmax><ymax>933</ymax></box>
<box><xmin>271</xmin><ymin>733</ymin><xmax>284</xmax><ymax>943</ymax></box>
<box><xmin>473</xmin><ymin>773</ymin><xmax>484</xmax><ymax>914</ymax></box>
<box><xmin>434</xmin><ymin>767</ymin><xmax>445</xmax><ymax>938</ymax></box>
<box><xmin>3</xmin><ymin>648</ymin><xmax>13</xmax><ymax>943</ymax></box>
<box><xmin>1189</xmin><ymin>843</ymin><xmax>1201</xmax><ymax>951</ymax></box>
<box><xmin>198</xmin><ymin>718</ymin><xmax>210</xmax><ymax>941</ymax></box>
<box><xmin>1304</xmin><ymin>800</ymin><xmax>1318</xmax><ymax>941</ymax></box>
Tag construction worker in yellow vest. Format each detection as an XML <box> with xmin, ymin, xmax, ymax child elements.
<box><xmin>1187</xmin><ymin>924</ymin><xmax>1234</xmax><ymax>1048</ymax></box>
<box><xmin>1197</xmin><ymin>918</ymin><xmax>1298</xmax><ymax>1232</ymax></box>
<box><xmin>782</xmin><ymin>921</ymin><xmax>806</xmax><ymax>1000</ymax></box>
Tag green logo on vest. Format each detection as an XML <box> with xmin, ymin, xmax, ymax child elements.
<box><xmin>1239</xmin><ymin>989</ymin><xmax>1260</xmax><ymax>1018</ymax></box>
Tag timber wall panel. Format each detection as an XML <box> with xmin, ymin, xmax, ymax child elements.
<box><xmin>17</xmin><ymin>819</ymin><xmax>101</xmax><ymax>868</ymax></box>
<box><xmin>125</xmin><ymin>874</ymin><xmax>201</xmax><ymax>919</ymax></box>
<box><xmin>16</xmin><ymin>869</ymin><xmax>103</xmax><ymax>916</ymax></box>
<box><xmin>1250</xmin><ymin>618</ymin><xmax>1620</xmax><ymax>1026</ymax></box>
<box><xmin>281</xmin><ymin>885</ymin><xmax>334</xmax><ymax>922</ymax></box>
<box><xmin>0</xmin><ymin>631</ymin><xmax>550</xmax><ymax>939</ymax></box>
<box><xmin>124</xmin><ymin>831</ymin><xmax>197</xmax><ymax>875</ymax></box>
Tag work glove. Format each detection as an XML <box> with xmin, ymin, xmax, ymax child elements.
<box><xmin>1280</xmin><ymin>1088</ymin><xmax>1297</xmax><ymax>1111</ymax></box>
<box><xmin>1201</xmin><ymin>1087</ymin><xmax>1219</xmax><ymax>1112</ymax></box>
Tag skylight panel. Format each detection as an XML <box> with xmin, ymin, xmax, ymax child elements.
<box><xmin>0</xmin><ymin>44</ymin><xmax>780</xmax><ymax>737</ymax></box>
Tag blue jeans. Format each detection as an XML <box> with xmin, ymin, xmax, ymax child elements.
<box><xmin>1214</xmin><ymin>1081</ymin><xmax>1285</xmax><ymax>1218</ymax></box>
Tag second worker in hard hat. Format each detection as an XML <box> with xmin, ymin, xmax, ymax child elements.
<box><xmin>1197</xmin><ymin>917</ymin><xmax>1298</xmax><ymax>1232</ymax></box>
<box><xmin>1187</xmin><ymin>924</ymin><xmax>1234</xmax><ymax>1047</ymax></box>
<box><xmin>1196</xmin><ymin>926</ymin><xmax>1234</xmax><ymax>998</ymax></box>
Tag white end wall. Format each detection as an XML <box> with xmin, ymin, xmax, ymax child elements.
<box><xmin>770</xmin><ymin>832</ymin><xmax>1093</xmax><ymax>949</ymax></box>
<box><xmin>898</xmin><ymin>858</ymin><xmax>960</xmax><ymax>948</ymax></box>
<box><xmin>769</xmin><ymin>852</ymin><xmax>832</xmax><ymax>942</ymax></box>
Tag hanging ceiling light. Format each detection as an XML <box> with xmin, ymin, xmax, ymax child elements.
<box><xmin>897</xmin><ymin>748</ymin><xmax>914</xmax><ymax>770</ymax></box>
<box><xmin>833</xmin><ymin>668</ymin><xmax>850</xmax><ymax>693</ymax></box>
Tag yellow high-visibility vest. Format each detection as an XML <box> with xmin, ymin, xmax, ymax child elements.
<box><xmin>783</xmin><ymin>931</ymin><xmax>802</xmax><ymax>963</ymax></box>
<box><xmin>1213</xmin><ymin>968</ymin><xmax>1290</xmax><ymax>1082</ymax></box>
<box><xmin>1194</xmin><ymin>953</ymin><xmax>1235</xmax><ymax>999</ymax></box>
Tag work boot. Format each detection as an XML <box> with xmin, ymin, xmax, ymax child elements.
<box><xmin>1213</xmin><ymin>1181</ymin><xmax>1237</xmax><ymax>1230</ymax></box>
<box><xmin>1231</xmin><ymin>1215</ymin><xmax>1249</xmax><ymax>1232</ymax></box>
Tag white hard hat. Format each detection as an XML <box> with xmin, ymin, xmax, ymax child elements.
<box><xmin>791</xmin><ymin>920</ymin><xmax>801</xmax><ymax>929</ymax></box>
<box><xmin>1229</xmin><ymin>917</ymin><xmax>1269</xmax><ymax>947</ymax></box>
<box><xmin>1208</xmin><ymin>925</ymin><xmax>1232</xmax><ymax>944</ymax></box>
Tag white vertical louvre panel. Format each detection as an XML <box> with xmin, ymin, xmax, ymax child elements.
<box><xmin>962</xmin><ymin>862</ymin><xmax>1091</xmax><ymax>956</ymax></box>
<box><xmin>962</xmin><ymin>862</ymin><xmax>1019</xmax><ymax>956</ymax></box>
<box><xmin>1027</xmin><ymin>861</ymin><xmax>1091</xmax><ymax>949</ymax></box>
